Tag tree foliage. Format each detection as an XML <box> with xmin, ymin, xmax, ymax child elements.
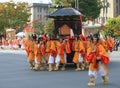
<box><xmin>104</xmin><ymin>16</ymin><xmax>120</xmax><ymax>37</ymax></box>
<box><xmin>33</xmin><ymin>21</ymin><xmax>44</xmax><ymax>35</ymax></box>
<box><xmin>0</xmin><ymin>1</ymin><xmax>31</xmax><ymax>33</ymax></box>
<box><xmin>43</xmin><ymin>19</ymin><xmax>54</xmax><ymax>36</ymax></box>
<box><xmin>51</xmin><ymin>0</ymin><xmax>102</xmax><ymax>19</ymax></box>
<box><xmin>73</xmin><ymin>0</ymin><xmax>102</xmax><ymax>19</ymax></box>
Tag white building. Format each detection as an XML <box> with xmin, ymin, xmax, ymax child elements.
<box><xmin>98</xmin><ymin>0</ymin><xmax>120</xmax><ymax>24</ymax></box>
<box><xmin>28</xmin><ymin>3</ymin><xmax>51</xmax><ymax>25</ymax></box>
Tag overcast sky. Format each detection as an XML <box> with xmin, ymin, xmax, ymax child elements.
<box><xmin>0</xmin><ymin>0</ymin><xmax>52</xmax><ymax>3</ymax></box>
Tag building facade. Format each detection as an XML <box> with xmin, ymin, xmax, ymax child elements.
<box><xmin>98</xmin><ymin>0</ymin><xmax>120</xmax><ymax>24</ymax></box>
<box><xmin>28</xmin><ymin>3</ymin><xmax>51</xmax><ymax>25</ymax></box>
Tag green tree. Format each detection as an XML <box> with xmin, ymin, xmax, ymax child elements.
<box><xmin>43</xmin><ymin>19</ymin><xmax>54</xmax><ymax>36</ymax></box>
<box><xmin>0</xmin><ymin>1</ymin><xmax>31</xmax><ymax>33</ymax></box>
<box><xmin>104</xmin><ymin>16</ymin><xmax>120</xmax><ymax>37</ymax></box>
<box><xmin>51</xmin><ymin>0</ymin><xmax>102</xmax><ymax>19</ymax></box>
<box><xmin>73</xmin><ymin>0</ymin><xmax>102</xmax><ymax>19</ymax></box>
<box><xmin>51</xmin><ymin>0</ymin><xmax>72</xmax><ymax>7</ymax></box>
<box><xmin>33</xmin><ymin>21</ymin><xmax>44</xmax><ymax>35</ymax></box>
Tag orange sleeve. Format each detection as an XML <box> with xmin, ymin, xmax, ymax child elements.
<box><xmin>97</xmin><ymin>44</ymin><xmax>110</xmax><ymax>64</ymax></box>
<box><xmin>50</xmin><ymin>41</ymin><xmax>56</xmax><ymax>57</ymax></box>
<box><xmin>34</xmin><ymin>44</ymin><xmax>38</xmax><ymax>55</ymax></box>
<box><xmin>79</xmin><ymin>41</ymin><xmax>85</xmax><ymax>53</ymax></box>
<box><xmin>65</xmin><ymin>41</ymin><xmax>71</xmax><ymax>54</ymax></box>
<box><xmin>41</xmin><ymin>44</ymin><xmax>45</xmax><ymax>56</ymax></box>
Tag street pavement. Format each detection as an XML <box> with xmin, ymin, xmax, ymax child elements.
<box><xmin>0</xmin><ymin>49</ymin><xmax>120</xmax><ymax>88</ymax></box>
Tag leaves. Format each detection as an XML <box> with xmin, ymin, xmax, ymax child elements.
<box><xmin>104</xmin><ymin>16</ymin><xmax>120</xmax><ymax>37</ymax></box>
<box><xmin>43</xmin><ymin>19</ymin><xmax>54</xmax><ymax>35</ymax></box>
<box><xmin>52</xmin><ymin>0</ymin><xmax>102</xmax><ymax>20</ymax></box>
<box><xmin>0</xmin><ymin>1</ymin><xmax>31</xmax><ymax>33</ymax></box>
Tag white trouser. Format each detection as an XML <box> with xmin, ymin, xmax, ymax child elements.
<box><xmin>55</xmin><ymin>54</ymin><xmax>60</xmax><ymax>64</ymax></box>
<box><xmin>88</xmin><ymin>63</ymin><xmax>107</xmax><ymax>78</ymax></box>
<box><xmin>55</xmin><ymin>53</ymin><xmax>67</xmax><ymax>64</ymax></box>
<box><xmin>78</xmin><ymin>53</ymin><xmax>83</xmax><ymax>62</ymax></box>
<box><xmin>48</xmin><ymin>55</ymin><xmax>54</xmax><ymax>64</ymax></box>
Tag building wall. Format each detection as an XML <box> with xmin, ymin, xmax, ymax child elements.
<box><xmin>98</xmin><ymin>0</ymin><xmax>120</xmax><ymax>24</ymax></box>
<box><xmin>28</xmin><ymin>3</ymin><xmax>51</xmax><ymax>25</ymax></box>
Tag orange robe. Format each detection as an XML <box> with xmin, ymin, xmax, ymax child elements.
<box><xmin>56</xmin><ymin>41</ymin><xmax>65</xmax><ymax>64</ymax></box>
<box><xmin>73</xmin><ymin>40</ymin><xmax>85</xmax><ymax>63</ymax></box>
<box><xmin>50</xmin><ymin>40</ymin><xmax>56</xmax><ymax>57</ymax></box>
<box><xmin>87</xmin><ymin>43</ymin><xmax>109</xmax><ymax>74</ymax></box>
<box><xmin>99</xmin><ymin>39</ymin><xmax>108</xmax><ymax>52</ymax></box>
<box><xmin>2</xmin><ymin>38</ymin><xmax>7</xmax><ymax>46</ymax></box>
<box><xmin>34</xmin><ymin>43</ymin><xmax>42</xmax><ymax>63</ymax></box>
<box><xmin>64</xmin><ymin>40</ymin><xmax>71</xmax><ymax>54</ymax></box>
<box><xmin>106</xmin><ymin>37</ymin><xmax>114</xmax><ymax>52</ymax></box>
<box><xmin>24</xmin><ymin>39</ymin><xmax>29</xmax><ymax>56</ymax></box>
<box><xmin>45</xmin><ymin>40</ymin><xmax>51</xmax><ymax>62</ymax></box>
<box><xmin>27</xmin><ymin>40</ymin><xmax>35</xmax><ymax>61</ymax></box>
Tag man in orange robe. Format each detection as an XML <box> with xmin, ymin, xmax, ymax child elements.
<box><xmin>33</xmin><ymin>40</ymin><xmax>43</xmax><ymax>70</ymax></box>
<box><xmin>87</xmin><ymin>34</ymin><xmax>109</xmax><ymax>87</ymax></box>
<box><xmin>55</xmin><ymin>38</ymin><xmax>66</xmax><ymax>71</ymax></box>
<box><xmin>27</xmin><ymin>36</ymin><xmax>35</xmax><ymax>70</ymax></box>
<box><xmin>47</xmin><ymin>38</ymin><xmax>56</xmax><ymax>71</ymax></box>
<box><xmin>72</xmin><ymin>36</ymin><xmax>85</xmax><ymax>71</ymax></box>
<box><xmin>106</xmin><ymin>36</ymin><xmax>114</xmax><ymax>52</ymax></box>
<box><xmin>45</xmin><ymin>36</ymin><xmax>51</xmax><ymax>63</ymax></box>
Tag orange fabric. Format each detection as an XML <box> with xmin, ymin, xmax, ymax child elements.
<box><xmin>99</xmin><ymin>39</ymin><xmax>108</xmax><ymax>52</ymax></box>
<box><xmin>106</xmin><ymin>37</ymin><xmax>113</xmax><ymax>52</ymax></box>
<box><xmin>97</xmin><ymin>44</ymin><xmax>110</xmax><ymax>64</ymax></box>
<box><xmin>65</xmin><ymin>40</ymin><xmax>71</xmax><ymax>54</ymax></box>
<box><xmin>41</xmin><ymin>43</ymin><xmax>45</xmax><ymax>56</ymax></box>
<box><xmin>73</xmin><ymin>40</ymin><xmax>85</xmax><ymax>63</ymax></box>
<box><xmin>50</xmin><ymin>40</ymin><xmax>56</xmax><ymax>57</ymax></box>
<box><xmin>56</xmin><ymin>41</ymin><xmax>65</xmax><ymax>64</ymax></box>
<box><xmin>45</xmin><ymin>53</ymin><xmax>50</xmax><ymax>62</ymax></box>
<box><xmin>34</xmin><ymin>43</ymin><xmax>42</xmax><ymax>63</ymax></box>
<box><xmin>45</xmin><ymin>41</ymin><xmax>51</xmax><ymax>53</ymax></box>
<box><xmin>87</xmin><ymin>43</ymin><xmax>109</xmax><ymax>72</ymax></box>
<box><xmin>73</xmin><ymin>51</ymin><xmax>79</xmax><ymax>63</ymax></box>
<box><xmin>109</xmin><ymin>37</ymin><xmax>114</xmax><ymax>48</ymax></box>
<box><xmin>59</xmin><ymin>54</ymin><xmax>65</xmax><ymax>64</ymax></box>
<box><xmin>78</xmin><ymin>40</ymin><xmax>85</xmax><ymax>53</ymax></box>
<box><xmin>13</xmin><ymin>39</ymin><xmax>18</xmax><ymax>45</ymax></box>
<box><xmin>56</xmin><ymin>41</ymin><xmax>65</xmax><ymax>54</ymax></box>
<box><xmin>45</xmin><ymin>41</ymin><xmax>51</xmax><ymax>62</ymax></box>
<box><xmin>2</xmin><ymin>38</ymin><xmax>6</xmax><ymax>45</ymax></box>
<box><xmin>24</xmin><ymin>39</ymin><xmax>29</xmax><ymax>56</ymax></box>
<box><xmin>8</xmin><ymin>39</ymin><xmax>13</xmax><ymax>45</ymax></box>
<box><xmin>27</xmin><ymin>40</ymin><xmax>35</xmax><ymax>61</ymax></box>
<box><xmin>86</xmin><ymin>41</ymin><xmax>92</xmax><ymax>56</ymax></box>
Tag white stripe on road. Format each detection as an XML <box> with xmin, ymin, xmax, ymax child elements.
<box><xmin>0</xmin><ymin>50</ymin><xmax>26</xmax><ymax>55</ymax></box>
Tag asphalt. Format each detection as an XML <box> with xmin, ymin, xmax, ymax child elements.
<box><xmin>0</xmin><ymin>50</ymin><xmax>120</xmax><ymax>88</ymax></box>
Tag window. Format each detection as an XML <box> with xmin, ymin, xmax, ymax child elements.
<box><xmin>37</xmin><ymin>8</ymin><xmax>39</xmax><ymax>12</ymax></box>
<box><xmin>39</xmin><ymin>8</ymin><xmax>42</xmax><ymax>12</ymax></box>
<box><xmin>37</xmin><ymin>15</ymin><xmax>39</xmax><ymax>18</ymax></box>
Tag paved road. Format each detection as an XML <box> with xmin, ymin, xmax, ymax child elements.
<box><xmin>0</xmin><ymin>50</ymin><xmax>120</xmax><ymax>88</ymax></box>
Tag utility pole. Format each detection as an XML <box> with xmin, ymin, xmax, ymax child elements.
<box><xmin>75</xmin><ymin>0</ymin><xmax>79</xmax><ymax>9</ymax></box>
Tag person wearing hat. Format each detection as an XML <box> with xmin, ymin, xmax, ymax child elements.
<box><xmin>87</xmin><ymin>33</ymin><xmax>109</xmax><ymax>86</ymax></box>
